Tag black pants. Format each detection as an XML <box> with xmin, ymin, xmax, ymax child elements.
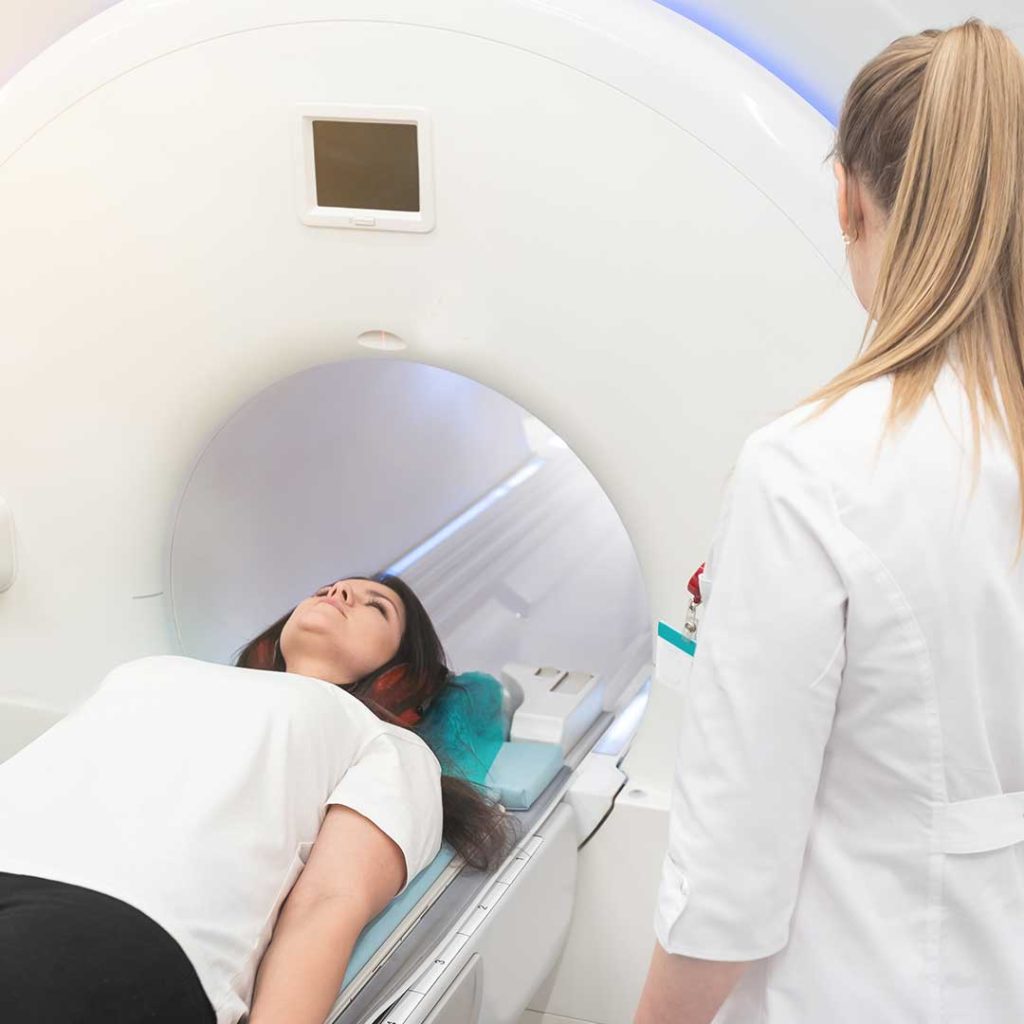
<box><xmin>0</xmin><ymin>871</ymin><xmax>216</xmax><ymax>1024</ymax></box>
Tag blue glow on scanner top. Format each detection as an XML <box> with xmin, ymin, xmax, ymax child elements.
<box><xmin>652</xmin><ymin>1</ymin><xmax>839</xmax><ymax>124</ymax></box>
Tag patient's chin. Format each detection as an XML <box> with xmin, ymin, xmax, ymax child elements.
<box><xmin>293</xmin><ymin>611</ymin><xmax>344</xmax><ymax>640</ymax></box>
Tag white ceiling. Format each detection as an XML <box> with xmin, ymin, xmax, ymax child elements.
<box><xmin>4</xmin><ymin>1</ymin><xmax>1024</xmax><ymax>117</ymax></box>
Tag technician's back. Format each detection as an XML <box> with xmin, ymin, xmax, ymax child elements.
<box><xmin>643</xmin><ymin>19</ymin><xmax>1024</xmax><ymax>1024</ymax></box>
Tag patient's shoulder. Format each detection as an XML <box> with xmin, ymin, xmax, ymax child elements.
<box><xmin>374</xmin><ymin>723</ymin><xmax>443</xmax><ymax>775</ymax></box>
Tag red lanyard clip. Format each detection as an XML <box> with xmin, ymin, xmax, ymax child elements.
<box><xmin>687</xmin><ymin>563</ymin><xmax>706</xmax><ymax>606</ymax></box>
<box><xmin>683</xmin><ymin>562</ymin><xmax>706</xmax><ymax>640</ymax></box>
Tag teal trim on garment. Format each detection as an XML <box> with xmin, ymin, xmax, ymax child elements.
<box><xmin>658</xmin><ymin>620</ymin><xmax>696</xmax><ymax>657</ymax></box>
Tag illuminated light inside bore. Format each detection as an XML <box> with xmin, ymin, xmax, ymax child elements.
<box><xmin>385</xmin><ymin>458</ymin><xmax>545</xmax><ymax>575</ymax></box>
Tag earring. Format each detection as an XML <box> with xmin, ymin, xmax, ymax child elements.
<box><xmin>842</xmin><ymin>232</ymin><xmax>852</xmax><ymax>246</ymax></box>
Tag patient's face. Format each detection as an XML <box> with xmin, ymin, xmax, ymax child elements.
<box><xmin>279</xmin><ymin>578</ymin><xmax>406</xmax><ymax>686</ymax></box>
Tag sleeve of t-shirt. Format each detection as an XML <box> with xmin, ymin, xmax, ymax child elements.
<box><xmin>325</xmin><ymin>729</ymin><xmax>444</xmax><ymax>895</ymax></box>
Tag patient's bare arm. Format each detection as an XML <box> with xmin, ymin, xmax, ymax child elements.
<box><xmin>248</xmin><ymin>805</ymin><xmax>407</xmax><ymax>1024</ymax></box>
<box><xmin>247</xmin><ymin>898</ymin><xmax>367</xmax><ymax>1024</ymax></box>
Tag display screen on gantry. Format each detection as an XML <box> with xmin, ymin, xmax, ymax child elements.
<box><xmin>312</xmin><ymin>120</ymin><xmax>420</xmax><ymax>212</ymax></box>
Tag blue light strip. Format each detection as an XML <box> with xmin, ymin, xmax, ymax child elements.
<box><xmin>384</xmin><ymin>457</ymin><xmax>545</xmax><ymax>576</ymax></box>
<box><xmin>594</xmin><ymin>678</ymin><xmax>652</xmax><ymax>756</ymax></box>
<box><xmin>652</xmin><ymin>1</ymin><xmax>838</xmax><ymax>125</ymax></box>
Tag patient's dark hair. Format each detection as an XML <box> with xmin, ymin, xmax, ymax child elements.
<box><xmin>235</xmin><ymin>573</ymin><xmax>515</xmax><ymax>872</ymax></box>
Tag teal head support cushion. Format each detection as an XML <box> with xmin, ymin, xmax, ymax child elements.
<box><xmin>415</xmin><ymin>671</ymin><xmax>507</xmax><ymax>785</ymax></box>
<box><xmin>415</xmin><ymin>670</ymin><xmax>564</xmax><ymax>810</ymax></box>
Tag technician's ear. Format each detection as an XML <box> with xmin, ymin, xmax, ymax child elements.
<box><xmin>834</xmin><ymin>160</ymin><xmax>851</xmax><ymax>239</ymax></box>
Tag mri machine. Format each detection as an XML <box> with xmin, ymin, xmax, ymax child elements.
<box><xmin>0</xmin><ymin>0</ymin><xmax>867</xmax><ymax>1020</ymax></box>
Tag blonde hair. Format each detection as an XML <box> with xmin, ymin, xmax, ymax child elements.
<box><xmin>807</xmin><ymin>20</ymin><xmax>1024</xmax><ymax>537</ymax></box>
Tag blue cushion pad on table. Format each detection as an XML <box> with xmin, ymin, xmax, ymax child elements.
<box><xmin>342</xmin><ymin>846</ymin><xmax>455</xmax><ymax>989</ymax></box>
<box><xmin>484</xmin><ymin>740</ymin><xmax>565</xmax><ymax>811</ymax></box>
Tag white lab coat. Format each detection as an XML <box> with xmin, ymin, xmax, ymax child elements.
<box><xmin>656</xmin><ymin>364</ymin><xmax>1024</xmax><ymax>1022</ymax></box>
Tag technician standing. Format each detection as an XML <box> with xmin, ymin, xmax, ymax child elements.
<box><xmin>637</xmin><ymin>20</ymin><xmax>1024</xmax><ymax>1024</ymax></box>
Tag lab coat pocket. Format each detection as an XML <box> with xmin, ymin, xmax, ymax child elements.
<box><xmin>935</xmin><ymin>791</ymin><xmax>1024</xmax><ymax>855</ymax></box>
<box><xmin>932</xmin><ymin>792</ymin><xmax>1024</xmax><ymax>1021</ymax></box>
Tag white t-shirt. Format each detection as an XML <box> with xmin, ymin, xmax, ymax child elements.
<box><xmin>0</xmin><ymin>655</ymin><xmax>444</xmax><ymax>1023</ymax></box>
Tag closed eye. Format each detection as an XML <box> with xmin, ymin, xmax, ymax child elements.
<box><xmin>368</xmin><ymin>599</ymin><xmax>388</xmax><ymax>618</ymax></box>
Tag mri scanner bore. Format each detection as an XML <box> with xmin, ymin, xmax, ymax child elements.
<box><xmin>170</xmin><ymin>360</ymin><xmax>648</xmax><ymax>689</ymax></box>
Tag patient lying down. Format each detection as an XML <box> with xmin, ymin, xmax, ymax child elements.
<box><xmin>0</xmin><ymin>574</ymin><xmax>514</xmax><ymax>1024</ymax></box>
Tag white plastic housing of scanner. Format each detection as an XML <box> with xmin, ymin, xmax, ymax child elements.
<box><xmin>0</xmin><ymin>499</ymin><xmax>16</xmax><ymax>593</ymax></box>
<box><xmin>501</xmin><ymin>663</ymin><xmax>603</xmax><ymax>754</ymax></box>
<box><xmin>564</xmin><ymin>751</ymin><xmax>627</xmax><ymax>844</ymax></box>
